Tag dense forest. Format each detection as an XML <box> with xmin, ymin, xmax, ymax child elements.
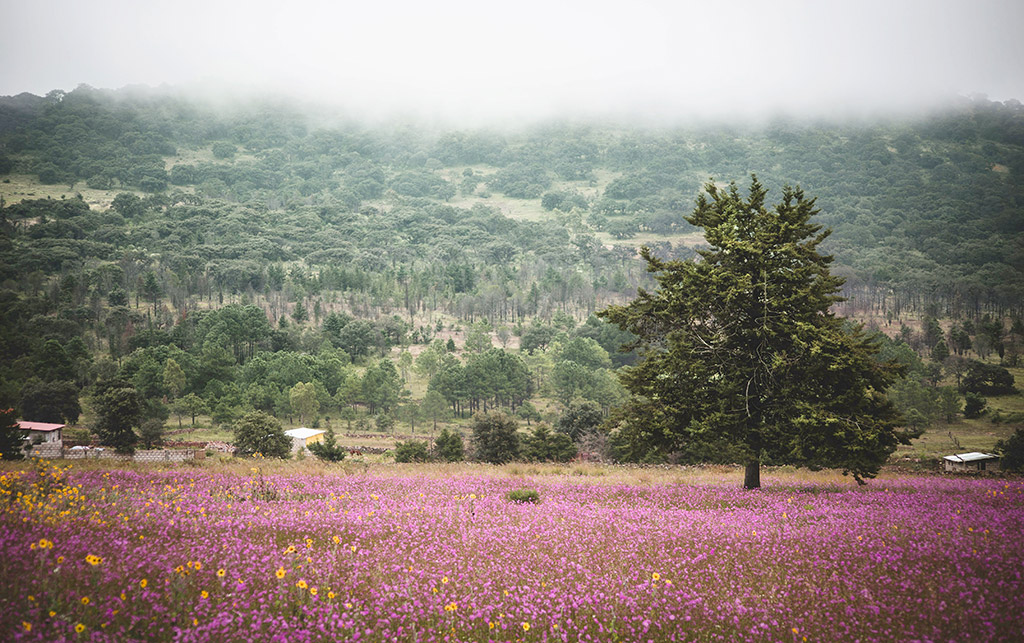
<box><xmin>0</xmin><ymin>85</ymin><xmax>1021</xmax><ymax>460</ymax></box>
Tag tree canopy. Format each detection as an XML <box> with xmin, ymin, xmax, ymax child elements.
<box><xmin>601</xmin><ymin>177</ymin><xmax>909</xmax><ymax>487</ymax></box>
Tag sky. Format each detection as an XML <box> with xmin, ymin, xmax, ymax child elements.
<box><xmin>2</xmin><ymin>0</ymin><xmax>1022</xmax><ymax>123</ymax></box>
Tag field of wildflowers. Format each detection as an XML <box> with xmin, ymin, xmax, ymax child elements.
<box><xmin>1</xmin><ymin>460</ymin><xmax>1022</xmax><ymax>642</ymax></box>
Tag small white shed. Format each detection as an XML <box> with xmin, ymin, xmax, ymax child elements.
<box><xmin>943</xmin><ymin>452</ymin><xmax>1000</xmax><ymax>473</ymax></box>
<box><xmin>284</xmin><ymin>427</ymin><xmax>326</xmax><ymax>453</ymax></box>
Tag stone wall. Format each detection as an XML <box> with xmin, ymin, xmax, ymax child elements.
<box><xmin>28</xmin><ymin>444</ymin><xmax>205</xmax><ymax>463</ymax></box>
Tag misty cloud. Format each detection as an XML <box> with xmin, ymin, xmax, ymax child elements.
<box><xmin>2</xmin><ymin>0</ymin><xmax>1022</xmax><ymax>123</ymax></box>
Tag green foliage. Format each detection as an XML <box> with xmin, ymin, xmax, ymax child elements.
<box><xmin>557</xmin><ymin>399</ymin><xmax>604</xmax><ymax>441</ymax></box>
<box><xmin>394</xmin><ymin>439</ymin><xmax>431</xmax><ymax>463</ymax></box>
<box><xmin>232</xmin><ymin>411</ymin><xmax>290</xmax><ymax>458</ymax></box>
<box><xmin>91</xmin><ymin>378</ymin><xmax>141</xmax><ymax>453</ymax></box>
<box><xmin>960</xmin><ymin>361</ymin><xmax>1016</xmax><ymax>396</ymax></box>
<box><xmin>19</xmin><ymin>379</ymin><xmax>81</xmax><ymax>424</ymax></box>
<box><xmin>888</xmin><ymin>378</ymin><xmax>941</xmax><ymax>427</ymax></box>
<box><xmin>506</xmin><ymin>488</ymin><xmax>540</xmax><ymax>504</ymax></box>
<box><xmin>471</xmin><ymin>411</ymin><xmax>520</xmax><ymax>464</ymax></box>
<box><xmin>138</xmin><ymin>419</ymin><xmax>164</xmax><ymax>449</ymax></box>
<box><xmin>995</xmin><ymin>428</ymin><xmax>1024</xmax><ymax>473</ymax></box>
<box><xmin>600</xmin><ymin>178</ymin><xmax>907</xmax><ymax>486</ymax></box>
<box><xmin>163</xmin><ymin>358</ymin><xmax>186</xmax><ymax>399</ymax></box>
<box><xmin>433</xmin><ymin>427</ymin><xmax>465</xmax><ymax>462</ymax></box>
<box><xmin>521</xmin><ymin>423</ymin><xmax>577</xmax><ymax>462</ymax></box>
<box><xmin>308</xmin><ymin>426</ymin><xmax>347</xmax><ymax>462</ymax></box>
<box><xmin>0</xmin><ymin>408</ymin><xmax>25</xmax><ymax>460</ymax></box>
<box><xmin>963</xmin><ymin>392</ymin><xmax>987</xmax><ymax>418</ymax></box>
<box><xmin>289</xmin><ymin>381</ymin><xmax>319</xmax><ymax>425</ymax></box>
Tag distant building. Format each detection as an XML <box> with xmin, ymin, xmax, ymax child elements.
<box><xmin>284</xmin><ymin>428</ymin><xmax>326</xmax><ymax>453</ymax></box>
<box><xmin>943</xmin><ymin>452</ymin><xmax>1000</xmax><ymax>473</ymax></box>
<box><xmin>18</xmin><ymin>421</ymin><xmax>64</xmax><ymax>445</ymax></box>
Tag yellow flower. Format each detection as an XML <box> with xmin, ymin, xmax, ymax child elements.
<box><xmin>310</xmin><ymin>587</ymin><xmax>318</xmax><ymax>596</ymax></box>
<box><xmin>75</xmin><ymin>623</ymin><xmax>86</xmax><ymax>633</ymax></box>
<box><xmin>140</xmin><ymin>579</ymin><xmax>148</xmax><ymax>589</ymax></box>
<box><xmin>193</xmin><ymin>618</ymin><xmax>199</xmax><ymax>626</ymax></box>
<box><xmin>651</xmin><ymin>572</ymin><xmax>660</xmax><ymax>581</ymax></box>
<box><xmin>332</xmin><ymin>535</ymin><xmax>340</xmax><ymax>544</ymax></box>
<box><xmin>306</xmin><ymin>538</ymin><xmax>313</xmax><ymax>547</ymax></box>
<box><xmin>350</xmin><ymin>545</ymin><xmax>356</xmax><ymax>552</ymax></box>
<box><xmin>22</xmin><ymin>622</ymin><xmax>31</xmax><ymax>632</ymax></box>
<box><xmin>327</xmin><ymin>591</ymin><xmax>336</xmax><ymax>600</ymax></box>
<box><xmin>81</xmin><ymin>596</ymin><xmax>90</xmax><ymax>605</ymax></box>
<box><xmin>194</xmin><ymin>561</ymin><xmax>202</xmax><ymax>570</ymax></box>
<box><xmin>792</xmin><ymin>627</ymin><xmax>800</xmax><ymax>635</ymax></box>
<box><xmin>201</xmin><ymin>590</ymin><xmax>209</xmax><ymax>599</ymax></box>
<box><xmin>57</xmin><ymin>556</ymin><xmax>64</xmax><ymax>563</ymax></box>
<box><xmin>285</xmin><ymin>545</ymin><xmax>297</xmax><ymax>554</ymax></box>
<box><xmin>522</xmin><ymin>622</ymin><xmax>530</xmax><ymax>632</ymax></box>
<box><xmin>49</xmin><ymin>611</ymin><xmax>56</xmax><ymax>617</ymax></box>
<box><xmin>489</xmin><ymin>622</ymin><xmax>495</xmax><ymax>630</ymax></box>
<box><xmin>344</xmin><ymin>602</ymin><xmax>353</xmax><ymax>609</ymax></box>
<box><xmin>85</xmin><ymin>554</ymin><xmax>103</xmax><ymax>566</ymax></box>
<box><xmin>296</xmin><ymin>579</ymin><xmax>308</xmax><ymax>589</ymax></box>
<box><xmin>442</xmin><ymin>576</ymin><xmax>449</xmax><ymax>584</ymax></box>
<box><xmin>275</xmin><ymin>567</ymin><xmax>286</xmax><ymax>579</ymax></box>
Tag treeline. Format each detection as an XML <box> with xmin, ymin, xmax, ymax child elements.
<box><xmin>2</xmin><ymin>86</ymin><xmax>1021</xmax><ymax>314</ymax></box>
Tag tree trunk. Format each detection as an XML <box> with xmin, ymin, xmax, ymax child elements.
<box><xmin>743</xmin><ymin>460</ymin><xmax>761</xmax><ymax>489</ymax></box>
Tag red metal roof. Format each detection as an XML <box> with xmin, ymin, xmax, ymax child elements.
<box><xmin>18</xmin><ymin>421</ymin><xmax>65</xmax><ymax>432</ymax></box>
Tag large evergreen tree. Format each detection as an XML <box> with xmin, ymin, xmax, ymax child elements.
<box><xmin>91</xmin><ymin>379</ymin><xmax>141</xmax><ymax>453</ymax></box>
<box><xmin>601</xmin><ymin>177</ymin><xmax>908</xmax><ymax>488</ymax></box>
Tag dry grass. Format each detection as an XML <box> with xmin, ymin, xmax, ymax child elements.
<box><xmin>0</xmin><ymin>173</ymin><xmax>125</xmax><ymax>210</ymax></box>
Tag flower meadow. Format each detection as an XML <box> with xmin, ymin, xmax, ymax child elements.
<box><xmin>2</xmin><ymin>462</ymin><xmax>1023</xmax><ymax>642</ymax></box>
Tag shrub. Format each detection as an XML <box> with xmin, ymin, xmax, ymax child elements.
<box><xmin>963</xmin><ymin>392</ymin><xmax>987</xmax><ymax>418</ymax></box>
<box><xmin>309</xmin><ymin>427</ymin><xmax>347</xmax><ymax>462</ymax></box>
<box><xmin>995</xmin><ymin>428</ymin><xmax>1024</xmax><ymax>472</ymax></box>
<box><xmin>233</xmin><ymin>411</ymin><xmax>290</xmax><ymax>458</ymax></box>
<box><xmin>521</xmin><ymin>423</ymin><xmax>577</xmax><ymax>462</ymax></box>
<box><xmin>394</xmin><ymin>440</ymin><xmax>431</xmax><ymax>463</ymax></box>
<box><xmin>471</xmin><ymin>411</ymin><xmax>520</xmax><ymax>464</ymax></box>
<box><xmin>507</xmin><ymin>488</ymin><xmax>540</xmax><ymax>504</ymax></box>
<box><xmin>433</xmin><ymin>427</ymin><xmax>465</xmax><ymax>462</ymax></box>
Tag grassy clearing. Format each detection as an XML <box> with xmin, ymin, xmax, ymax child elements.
<box><xmin>0</xmin><ymin>173</ymin><xmax>125</xmax><ymax>210</ymax></box>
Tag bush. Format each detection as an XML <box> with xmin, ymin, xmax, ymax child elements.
<box><xmin>309</xmin><ymin>427</ymin><xmax>347</xmax><ymax>462</ymax></box>
<box><xmin>471</xmin><ymin>411</ymin><xmax>520</xmax><ymax>464</ymax></box>
<box><xmin>433</xmin><ymin>427</ymin><xmax>465</xmax><ymax>462</ymax></box>
<box><xmin>0</xmin><ymin>408</ymin><xmax>25</xmax><ymax>461</ymax></box>
<box><xmin>139</xmin><ymin>419</ymin><xmax>164</xmax><ymax>449</ymax></box>
<box><xmin>964</xmin><ymin>392</ymin><xmax>987</xmax><ymax>418</ymax></box>
<box><xmin>394</xmin><ymin>440</ymin><xmax>431</xmax><ymax>463</ymax></box>
<box><xmin>521</xmin><ymin>423</ymin><xmax>577</xmax><ymax>462</ymax></box>
<box><xmin>233</xmin><ymin>411</ymin><xmax>290</xmax><ymax>458</ymax></box>
<box><xmin>995</xmin><ymin>428</ymin><xmax>1024</xmax><ymax>472</ymax></box>
<box><xmin>507</xmin><ymin>488</ymin><xmax>540</xmax><ymax>504</ymax></box>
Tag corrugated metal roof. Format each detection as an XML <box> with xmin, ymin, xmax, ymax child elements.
<box><xmin>284</xmin><ymin>428</ymin><xmax>325</xmax><ymax>439</ymax></box>
<box><xmin>943</xmin><ymin>452</ymin><xmax>999</xmax><ymax>462</ymax></box>
<box><xmin>18</xmin><ymin>421</ymin><xmax>65</xmax><ymax>432</ymax></box>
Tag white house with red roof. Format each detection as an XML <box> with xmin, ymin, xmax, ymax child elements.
<box><xmin>18</xmin><ymin>421</ymin><xmax>65</xmax><ymax>445</ymax></box>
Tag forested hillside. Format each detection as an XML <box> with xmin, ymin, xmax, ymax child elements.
<box><xmin>1</xmin><ymin>85</ymin><xmax>1021</xmax><ymax>462</ymax></box>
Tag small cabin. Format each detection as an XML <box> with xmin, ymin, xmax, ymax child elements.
<box><xmin>284</xmin><ymin>427</ymin><xmax>326</xmax><ymax>453</ymax></box>
<box><xmin>943</xmin><ymin>452</ymin><xmax>1000</xmax><ymax>473</ymax></box>
<box><xmin>18</xmin><ymin>421</ymin><xmax>65</xmax><ymax>445</ymax></box>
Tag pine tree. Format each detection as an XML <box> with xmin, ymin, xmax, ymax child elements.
<box><xmin>600</xmin><ymin>177</ymin><xmax>908</xmax><ymax>488</ymax></box>
<box><xmin>0</xmin><ymin>408</ymin><xmax>25</xmax><ymax>461</ymax></box>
